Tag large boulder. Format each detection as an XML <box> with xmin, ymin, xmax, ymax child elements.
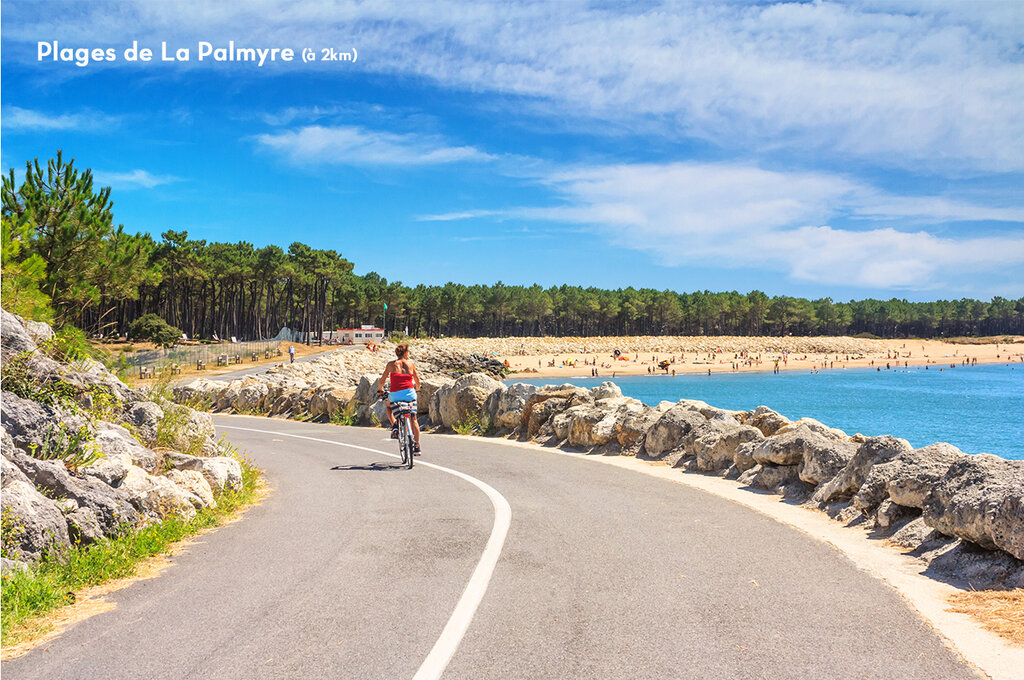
<box><xmin>529</xmin><ymin>398</ymin><xmax>569</xmax><ymax>438</ymax></box>
<box><xmin>1</xmin><ymin>391</ymin><xmax>88</xmax><ymax>451</ymax></box>
<box><xmin>690</xmin><ymin>418</ymin><xmax>764</xmax><ymax>472</ymax></box>
<box><xmin>354</xmin><ymin>373</ymin><xmax>381</xmax><ymax>406</ymax></box>
<box><xmin>751</xmin><ymin>424</ymin><xmax>856</xmax><ymax>483</ymax></box>
<box><xmin>798</xmin><ymin>434</ymin><xmax>858</xmax><ymax>486</ymax></box>
<box><xmin>214</xmin><ymin>381</ymin><xmax>244</xmax><ymax>412</ymax></box>
<box><xmin>234</xmin><ymin>380</ymin><xmax>270</xmax><ymax>413</ymax></box>
<box><xmin>776</xmin><ymin>417</ymin><xmax>848</xmax><ymax>442</ymax></box>
<box><xmin>613</xmin><ymin>402</ymin><xmax>661</xmax><ymax>452</ymax></box>
<box><xmin>495</xmin><ymin>382</ymin><xmax>539</xmax><ymax>429</ymax></box>
<box><xmin>309</xmin><ymin>386</ymin><xmax>356</xmax><ymax>419</ymax></box>
<box><xmin>173</xmin><ymin>378</ymin><xmax>229</xmax><ymax>406</ymax></box>
<box><xmin>119</xmin><ymin>466</ymin><xmax>199</xmax><ymax>521</ymax></box>
<box><xmin>437</xmin><ymin>373</ymin><xmax>504</xmax><ymax>429</ymax></box>
<box><xmin>1</xmin><ymin>479</ymin><xmax>70</xmax><ymax>560</ymax></box>
<box><xmin>549</xmin><ymin>403</ymin><xmax>588</xmax><ymax>441</ymax></box>
<box><xmin>733</xmin><ymin>441</ymin><xmax>759</xmax><ymax>472</ymax></box>
<box><xmin>746</xmin><ymin>406</ymin><xmax>791</xmax><ymax>436</ymax></box>
<box><xmin>520</xmin><ymin>387</ymin><xmax>591</xmax><ymax>431</ymax></box>
<box><xmin>740</xmin><ymin>463</ymin><xmax>802</xmax><ymax>494</ymax></box>
<box><xmin>1</xmin><ymin>309</ymin><xmax>40</xmax><ymax>359</ymax></box>
<box><xmin>72</xmin><ymin>357</ymin><xmax>136</xmax><ymax>403</ymax></box>
<box><xmin>644</xmin><ymin>405</ymin><xmax>705</xmax><ymax>458</ymax></box>
<box><xmin>95</xmin><ymin>422</ymin><xmax>164</xmax><ymax>473</ymax></box>
<box><xmin>165</xmin><ymin>469</ymin><xmax>216</xmax><ymax>508</ymax></box>
<box><xmin>589</xmin><ymin>382</ymin><xmax>622</xmax><ymax>401</ymax></box>
<box><xmin>127</xmin><ymin>401</ymin><xmax>164</xmax><ymax>444</ymax></box>
<box><xmin>853</xmin><ymin>442</ymin><xmax>966</xmax><ymax>513</ymax></box>
<box><xmin>564</xmin><ymin>398</ymin><xmax>644</xmax><ymax>449</ymax></box>
<box><xmin>923</xmin><ymin>454</ymin><xmax>1024</xmax><ymax>560</ymax></box>
<box><xmin>82</xmin><ymin>452</ymin><xmax>133</xmax><ymax>487</ymax></box>
<box><xmin>12</xmin><ymin>449</ymin><xmax>141</xmax><ymax>534</ymax></box>
<box><xmin>65</xmin><ymin>505</ymin><xmax>105</xmax><ymax>545</ymax></box>
<box><xmin>418</xmin><ymin>377</ymin><xmax>453</xmax><ymax>416</ymax></box>
<box><xmin>812</xmin><ymin>436</ymin><xmax>913</xmax><ymax>504</ymax></box>
<box><xmin>167</xmin><ymin>453</ymin><xmax>243</xmax><ymax>493</ymax></box>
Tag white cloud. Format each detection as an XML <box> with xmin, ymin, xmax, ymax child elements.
<box><xmin>93</xmin><ymin>169</ymin><xmax>179</xmax><ymax>188</ymax></box>
<box><xmin>417</xmin><ymin>209</ymin><xmax>502</xmax><ymax>221</ymax></box>
<box><xmin>423</xmin><ymin>161</ymin><xmax>1024</xmax><ymax>290</ymax></box>
<box><xmin>254</xmin><ymin>125</ymin><xmax>493</xmax><ymax>166</ymax></box>
<box><xmin>10</xmin><ymin>1</ymin><xmax>1023</xmax><ymax>171</ymax></box>
<box><xmin>2</xmin><ymin>106</ymin><xmax>119</xmax><ymax>131</ymax></box>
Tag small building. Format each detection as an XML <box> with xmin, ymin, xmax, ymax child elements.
<box><xmin>336</xmin><ymin>326</ymin><xmax>385</xmax><ymax>345</ymax></box>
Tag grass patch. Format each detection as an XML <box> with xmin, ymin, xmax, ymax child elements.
<box><xmin>947</xmin><ymin>589</ymin><xmax>1024</xmax><ymax>646</ymax></box>
<box><xmin>453</xmin><ymin>412</ymin><xmax>495</xmax><ymax>436</ymax></box>
<box><xmin>0</xmin><ymin>456</ymin><xmax>262</xmax><ymax>648</ymax></box>
<box><xmin>329</xmin><ymin>400</ymin><xmax>359</xmax><ymax>426</ymax></box>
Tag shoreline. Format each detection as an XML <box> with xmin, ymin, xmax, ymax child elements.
<box><xmin>496</xmin><ymin>336</ymin><xmax>1024</xmax><ymax>380</ymax></box>
<box><xmin>504</xmin><ymin>359</ymin><xmax>1023</xmax><ymax>383</ymax></box>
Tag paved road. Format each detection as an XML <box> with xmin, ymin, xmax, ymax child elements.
<box><xmin>3</xmin><ymin>417</ymin><xmax>979</xmax><ymax>679</ymax></box>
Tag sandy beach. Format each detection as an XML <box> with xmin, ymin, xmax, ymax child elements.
<box><xmin>416</xmin><ymin>335</ymin><xmax>1024</xmax><ymax>379</ymax></box>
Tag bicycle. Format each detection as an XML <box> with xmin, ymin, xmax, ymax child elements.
<box><xmin>379</xmin><ymin>392</ymin><xmax>415</xmax><ymax>469</ymax></box>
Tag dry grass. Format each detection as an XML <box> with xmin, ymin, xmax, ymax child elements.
<box><xmin>947</xmin><ymin>589</ymin><xmax>1024</xmax><ymax>646</ymax></box>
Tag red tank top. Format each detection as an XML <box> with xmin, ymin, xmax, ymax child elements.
<box><xmin>390</xmin><ymin>372</ymin><xmax>414</xmax><ymax>391</ymax></box>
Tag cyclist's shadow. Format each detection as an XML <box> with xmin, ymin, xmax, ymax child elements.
<box><xmin>331</xmin><ymin>462</ymin><xmax>407</xmax><ymax>472</ymax></box>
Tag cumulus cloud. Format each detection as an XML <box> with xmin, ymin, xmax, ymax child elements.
<box><xmin>7</xmin><ymin>1</ymin><xmax>1024</xmax><ymax>170</ymax></box>
<box><xmin>93</xmin><ymin>169</ymin><xmax>180</xmax><ymax>188</ymax></box>
<box><xmin>254</xmin><ymin>125</ymin><xmax>492</xmax><ymax>166</ymax></box>
<box><xmin>421</xmin><ymin>161</ymin><xmax>1024</xmax><ymax>290</ymax></box>
<box><xmin>2</xmin><ymin>106</ymin><xmax>119</xmax><ymax>131</ymax></box>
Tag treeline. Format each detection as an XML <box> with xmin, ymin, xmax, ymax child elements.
<box><xmin>3</xmin><ymin>153</ymin><xmax>1023</xmax><ymax>341</ymax></box>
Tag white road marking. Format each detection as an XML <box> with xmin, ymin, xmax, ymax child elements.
<box><xmin>217</xmin><ymin>424</ymin><xmax>512</xmax><ymax>680</ymax></box>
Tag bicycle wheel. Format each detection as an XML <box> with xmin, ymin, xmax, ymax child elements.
<box><xmin>398</xmin><ymin>417</ymin><xmax>409</xmax><ymax>467</ymax></box>
<box><xmin>404</xmin><ymin>416</ymin><xmax>414</xmax><ymax>469</ymax></box>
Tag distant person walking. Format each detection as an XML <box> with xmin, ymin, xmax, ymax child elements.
<box><xmin>289</xmin><ymin>345</ymin><xmax>295</xmax><ymax>363</ymax></box>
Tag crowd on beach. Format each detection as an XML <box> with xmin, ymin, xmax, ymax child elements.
<box><xmin>410</xmin><ymin>335</ymin><xmax>1024</xmax><ymax>380</ymax></box>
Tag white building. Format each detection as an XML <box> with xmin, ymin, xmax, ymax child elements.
<box><xmin>336</xmin><ymin>325</ymin><xmax>385</xmax><ymax>344</ymax></box>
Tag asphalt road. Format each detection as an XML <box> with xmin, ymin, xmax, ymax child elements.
<box><xmin>3</xmin><ymin>416</ymin><xmax>980</xmax><ymax>679</ymax></box>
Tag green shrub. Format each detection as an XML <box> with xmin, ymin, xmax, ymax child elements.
<box><xmin>453</xmin><ymin>413</ymin><xmax>495</xmax><ymax>436</ymax></box>
<box><xmin>329</xmin><ymin>400</ymin><xmax>359</xmax><ymax>426</ymax></box>
<box><xmin>26</xmin><ymin>423</ymin><xmax>103</xmax><ymax>473</ymax></box>
<box><xmin>41</xmin><ymin>326</ymin><xmax>95</xmax><ymax>363</ymax></box>
<box><xmin>0</xmin><ymin>352</ymin><xmax>78</xmax><ymax>408</ymax></box>
<box><xmin>127</xmin><ymin>314</ymin><xmax>181</xmax><ymax>348</ymax></box>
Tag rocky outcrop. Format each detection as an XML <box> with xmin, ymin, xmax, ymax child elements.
<box><xmin>1</xmin><ymin>311</ymin><xmax>246</xmax><ymax>562</ymax></box>
<box><xmin>813</xmin><ymin>436</ymin><xmax>913</xmax><ymax>504</ymax></box>
<box><xmin>128</xmin><ymin>401</ymin><xmax>164</xmax><ymax>443</ymax></box>
<box><xmin>644</xmin><ymin>404</ymin><xmax>705</xmax><ymax>458</ymax></box>
<box><xmin>922</xmin><ymin>455</ymin><xmax>1024</xmax><ymax>560</ymax></box>
<box><xmin>434</xmin><ymin>373</ymin><xmax>504</xmax><ymax>429</ymax></box>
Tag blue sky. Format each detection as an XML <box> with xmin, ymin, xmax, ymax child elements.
<box><xmin>2</xmin><ymin>0</ymin><xmax>1023</xmax><ymax>301</ymax></box>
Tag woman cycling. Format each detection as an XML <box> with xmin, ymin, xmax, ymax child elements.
<box><xmin>378</xmin><ymin>343</ymin><xmax>422</xmax><ymax>454</ymax></box>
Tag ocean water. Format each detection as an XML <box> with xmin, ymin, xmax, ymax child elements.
<box><xmin>507</xmin><ymin>363</ymin><xmax>1024</xmax><ymax>460</ymax></box>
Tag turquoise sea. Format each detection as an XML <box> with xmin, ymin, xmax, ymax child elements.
<box><xmin>508</xmin><ymin>363</ymin><xmax>1024</xmax><ymax>460</ymax></box>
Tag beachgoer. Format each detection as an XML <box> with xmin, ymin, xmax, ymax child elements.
<box><xmin>377</xmin><ymin>344</ymin><xmax>422</xmax><ymax>455</ymax></box>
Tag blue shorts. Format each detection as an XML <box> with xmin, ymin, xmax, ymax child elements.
<box><xmin>389</xmin><ymin>388</ymin><xmax>417</xmax><ymax>405</ymax></box>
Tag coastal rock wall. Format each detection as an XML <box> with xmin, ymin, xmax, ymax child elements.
<box><xmin>1</xmin><ymin>311</ymin><xmax>242</xmax><ymax>566</ymax></box>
